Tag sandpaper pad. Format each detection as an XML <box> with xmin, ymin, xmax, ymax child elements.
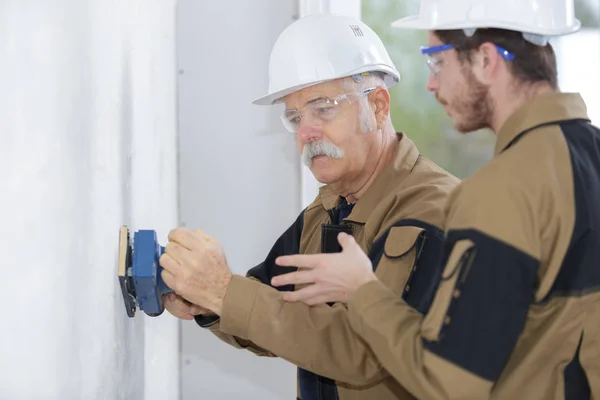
<box><xmin>118</xmin><ymin>226</ymin><xmax>137</xmax><ymax>317</ymax></box>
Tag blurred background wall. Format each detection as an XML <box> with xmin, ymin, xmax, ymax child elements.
<box><xmin>361</xmin><ymin>0</ymin><xmax>600</xmax><ymax>178</ymax></box>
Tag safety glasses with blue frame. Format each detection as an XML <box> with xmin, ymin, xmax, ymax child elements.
<box><xmin>420</xmin><ymin>43</ymin><xmax>515</xmax><ymax>76</ymax></box>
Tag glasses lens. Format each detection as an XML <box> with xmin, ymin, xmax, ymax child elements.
<box><xmin>281</xmin><ymin>113</ymin><xmax>299</xmax><ymax>133</ymax></box>
<box><xmin>425</xmin><ymin>56</ymin><xmax>439</xmax><ymax>75</ymax></box>
<box><xmin>308</xmin><ymin>100</ymin><xmax>339</xmax><ymax>123</ymax></box>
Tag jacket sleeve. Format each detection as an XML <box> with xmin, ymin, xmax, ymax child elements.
<box><xmin>211</xmin><ymin>219</ymin><xmax>447</xmax><ymax>386</ymax></box>
<box><xmin>196</xmin><ymin>288</ymin><xmax>277</xmax><ymax>358</ymax></box>
<box><xmin>345</xmin><ymin>181</ymin><xmax>541</xmax><ymax>399</ymax></box>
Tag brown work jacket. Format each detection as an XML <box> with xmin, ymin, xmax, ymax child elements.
<box><xmin>346</xmin><ymin>93</ymin><xmax>600</xmax><ymax>399</ymax></box>
<box><xmin>196</xmin><ymin>132</ymin><xmax>460</xmax><ymax>399</ymax></box>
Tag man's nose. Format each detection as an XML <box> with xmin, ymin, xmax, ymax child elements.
<box><xmin>297</xmin><ymin>121</ymin><xmax>322</xmax><ymax>143</ymax></box>
<box><xmin>426</xmin><ymin>72</ymin><xmax>439</xmax><ymax>93</ymax></box>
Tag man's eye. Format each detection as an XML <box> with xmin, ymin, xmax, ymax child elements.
<box><xmin>317</xmin><ymin>106</ymin><xmax>334</xmax><ymax>115</ymax></box>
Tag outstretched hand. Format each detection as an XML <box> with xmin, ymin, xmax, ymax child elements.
<box><xmin>271</xmin><ymin>232</ymin><xmax>377</xmax><ymax>305</ymax></box>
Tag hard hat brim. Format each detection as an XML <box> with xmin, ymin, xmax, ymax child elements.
<box><xmin>391</xmin><ymin>15</ymin><xmax>582</xmax><ymax>37</ymax></box>
<box><xmin>252</xmin><ymin>67</ymin><xmax>401</xmax><ymax>106</ymax></box>
<box><xmin>252</xmin><ymin>81</ymin><xmax>327</xmax><ymax>106</ymax></box>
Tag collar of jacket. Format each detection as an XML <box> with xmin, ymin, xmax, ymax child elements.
<box><xmin>495</xmin><ymin>92</ymin><xmax>590</xmax><ymax>156</ymax></box>
<box><xmin>316</xmin><ymin>132</ymin><xmax>420</xmax><ymax>224</ymax></box>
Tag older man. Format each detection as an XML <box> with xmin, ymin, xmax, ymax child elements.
<box><xmin>159</xmin><ymin>13</ymin><xmax>459</xmax><ymax>400</ymax></box>
<box><xmin>274</xmin><ymin>1</ymin><xmax>600</xmax><ymax>399</ymax></box>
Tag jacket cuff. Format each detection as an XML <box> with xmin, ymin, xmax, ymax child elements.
<box><xmin>347</xmin><ymin>279</ymin><xmax>396</xmax><ymax>334</ymax></box>
<box><xmin>194</xmin><ymin>313</ymin><xmax>220</xmax><ymax>328</ymax></box>
<box><xmin>219</xmin><ymin>275</ymin><xmax>262</xmax><ymax>339</ymax></box>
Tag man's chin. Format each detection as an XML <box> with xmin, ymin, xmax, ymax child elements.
<box><xmin>453</xmin><ymin>120</ymin><xmax>488</xmax><ymax>134</ymax></box>
<box><xmin>453</xmin><ymin>123</ymin><xmax>471</xmax><ymax>134</ymax></box>
<box><xmin>311</xmin><ymin>174</ymin><xmax>336</xmax><ymax>185</ymax></box>
<box><xmin>308</xmin><ymin>158</ymin><xmax>340</xmax><ymax>184</ymax></box>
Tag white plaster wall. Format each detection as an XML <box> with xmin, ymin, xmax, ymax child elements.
<box><xmin>0</xmin><ymin>1</ymin><xmax>179</xmax><ymax>399</ymax></box>
<box><xmin>176</xmin><ymin>1</ymin><xmax>299</xmax><ymax>399</ymax></box>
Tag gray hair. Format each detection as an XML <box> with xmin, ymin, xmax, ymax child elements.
<box><xmin>341</xmin><ymin>72</ymin><xmax>387</xmax><ymax>133</ymax></box>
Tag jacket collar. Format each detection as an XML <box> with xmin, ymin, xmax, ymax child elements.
<box><xmin>317</xmin><ymin>132</ymin><xmax>420</xmax><ymax>224</ymax></box>
<box><xmin>495</xmin><ymin>92</ymin><xmax>589</xmax><ymax>156</ymax></box>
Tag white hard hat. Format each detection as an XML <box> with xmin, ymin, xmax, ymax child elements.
<box><xmin>253</xmin><ymin>13</ymin><xmax>401</xmax><ymax>105</ymax></box>
<box><xmin>391</xmin><ymin>0</ymin><xmax>581</xmax><ymax>45</ymax></box>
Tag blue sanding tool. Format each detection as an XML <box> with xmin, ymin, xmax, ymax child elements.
<box><xmin>118</xmin><ymin>226</ymin><xmax>174</xmax><ymax>317</ymax></box>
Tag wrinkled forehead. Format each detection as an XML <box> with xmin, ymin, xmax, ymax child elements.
<box><xmin>283</xmin><ymin>79</ymin><xmax>346</xmax><ymax>111</ymax></box>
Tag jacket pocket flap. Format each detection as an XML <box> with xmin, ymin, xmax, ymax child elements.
<box><xmin>384</xmin><ymin>225</ymin><xmax>426</xmax><ymax>258</ymax></box>
<box><xmin>441</xmin><ymin>239</ymin><xmax>476</xmax><ymax>279</ymax></box>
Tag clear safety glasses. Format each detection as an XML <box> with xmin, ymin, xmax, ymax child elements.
<box><xmin>420</xmin><ymin>43</ymin><xmax>515</xmax><ymax>76</ymax></box>
<box><xmin>281</xmin><ymin>87</ymin><xmax>376</xmax><ymax>133</ymax></box>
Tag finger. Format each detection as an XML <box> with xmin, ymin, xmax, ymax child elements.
<box><xmin>281</xmin><ymin>284</ymin><xmax>323</xmax><ymax>303</ymax></box>
<box><xmin>168</xmin><ymin>293</ymin><xmax>208</xmax><ymax>316</ymax></box>
<box><xmin>275</xmin><ymin>253</ymin><xmax>331</xmax><ymax>269</ymax></box>
<box><xmin>161</xmin><ymin>269</ymin><xmax>178</xmax><ymax>292</ymax></box>
<box><xmin>165</xmin><ymin>307</ymin><xmax>193</xmax><ymax>320</ymax></box>
<box><xmin>338</xmin><ymin>232</ymin><xmax>358</xmax><ymax>252</ymax></box>
<box><xmin>168</xmin><ymin>227</ymin><xmax>200</xmax><ymax>250</ymax></box>
<box><xmin>163</xmin><ymin>293</ymin><xmax>194</xmax><ymax>320</ymax></box>
<box><xmin>159</xmin><ymin>252</ymin><xmax>180</xmax><ymax>274</ymax></box>
<box><xmin>164</xmin><ymin>293</ymin><xmax>191</xmax><ymax>313</ymax></box>
<box><xmin>165</xmin><ymin>242</ymin><xmax>191</xmax><ymax>264</ymax></box>
<box><xmin>271</xmin><ymin>270</ymin><xmax>317</xmax><ymax>287</ymax></box>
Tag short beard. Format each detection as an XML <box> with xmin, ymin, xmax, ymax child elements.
<box><xmin>452</xmin><ymin>66</ymin><xmax>493</xmax><ymax>133</ymax></box>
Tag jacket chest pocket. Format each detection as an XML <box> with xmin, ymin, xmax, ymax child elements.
<box><xmin>321</xmin><ymin>223</ymin><xmax>354</xmax><ymax>254</ymax></box>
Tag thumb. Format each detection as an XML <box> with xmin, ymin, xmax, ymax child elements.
<box><xmin>337</xmin><ymin>232</ymin><xmax>357</xmax><ymax>251</ymax></box>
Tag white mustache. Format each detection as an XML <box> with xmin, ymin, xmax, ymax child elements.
<box><xmin>301</xmin><ymin>141</ymin><xmax>344</xmax><ymax>167</ymax></box>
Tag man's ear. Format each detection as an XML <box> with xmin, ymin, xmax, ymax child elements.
<box><xmin>471</xmin><ymin>42</ymin><xmax>501</xmax><ymax>85</ymax></box>
<box><xmin>371</xmin><ymin>87</ymin><xmax>390</xmax><ymax>128</ymax></box>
